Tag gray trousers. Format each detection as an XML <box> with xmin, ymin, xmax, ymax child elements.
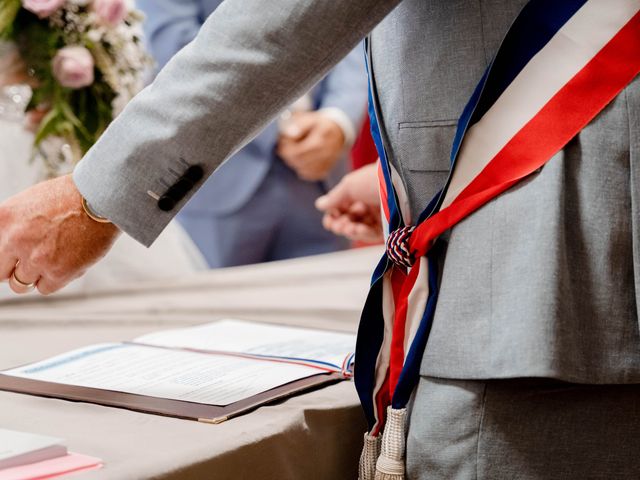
<box><xmin>406</xmin><ymin>377</ymin><xmax>640</xmax><ymax>479</ymax></box>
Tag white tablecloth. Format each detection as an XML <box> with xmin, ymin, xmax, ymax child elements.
<box><xmin>0</xmin><ymin>246</ymin><xmax>382</xmax><ymax>479</ymax></box>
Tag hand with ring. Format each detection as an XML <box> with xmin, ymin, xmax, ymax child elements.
<box><xmin>0</xmin><ymin>174</ymin><xmax>121</xmax><ymax>295</ymax></box>
<box><xmin>8</xmin><ymin>261</ymin><xmax>38</xmax><ymax>294</ymax></box>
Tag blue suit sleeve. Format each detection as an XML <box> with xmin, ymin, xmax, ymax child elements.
<box><xmin>316</xmin><ymin>45</ymin><xmax>369</xmax><ymax>130</ymax></box>
<box><xmin>137</xmin><ymin>0</ymin><xmax>205</xmax><ymax>71</ymax></box>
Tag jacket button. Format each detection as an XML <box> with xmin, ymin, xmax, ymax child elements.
<box><xmin>158</xmin><ymin>195</ymin><xmax>176</xmax><ymax>211</ymax></box>
<box><xmin>172</xmin><ymin>177</ymin><xmax>194</xmax><ymax>196</ymax></box>
<box><xmin>184</xmin><ymin>165</ymin><xmax>204</xmax><ymax>182</ymax></box>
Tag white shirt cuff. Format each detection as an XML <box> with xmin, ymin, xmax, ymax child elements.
<box><xmin>318</xmin><ymin>107</ymin><xmax>357</xmax><ymax>149</ymax></box>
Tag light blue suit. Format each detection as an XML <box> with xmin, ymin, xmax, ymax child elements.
<box><xmin>138</xmin><ymin>0</ymin><xmax>368</xmax><ymax>267</ymax></box>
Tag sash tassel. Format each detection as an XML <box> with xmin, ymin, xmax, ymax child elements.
<box><xmin>359</xmin><ymin>432</ymin><xmax>382</xmax><ymax>480</ymax></box>
<box><xmin>374</xmin><ymin>407</ymin><xmax>408</xmax><ymax>480</ymax></box>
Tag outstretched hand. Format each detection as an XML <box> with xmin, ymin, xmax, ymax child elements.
<box><xmin>315</xmin><ymin>163</ymin><xmax>384</xmax><ymax>244</ymax></box>
<box><xmin>0</xmin><ymin>174</ymin><xmax>121</xmax><ymax>295</ymax></box>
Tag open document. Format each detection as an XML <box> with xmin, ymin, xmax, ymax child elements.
<box><xmin>0</xmin><ymin>320</ymin><xmax>356</xmax><ymax>423</ymax></box>
<box><xmin>136</xmin><ymin>319</ymin><xmax>356</xmax><ymax>375</ymax></box>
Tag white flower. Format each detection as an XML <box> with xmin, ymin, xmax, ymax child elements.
<box><xmin>86</xmin><ymin>28</ymin><xmax>104</xmax><ymax>43</ymax></box>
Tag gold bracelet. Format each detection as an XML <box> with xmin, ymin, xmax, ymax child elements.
<box><xmin>81</xmin><ymin>197</ymin><xmax>111</xmax><ymax>224</ymax></box>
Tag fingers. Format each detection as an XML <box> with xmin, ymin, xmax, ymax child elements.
<box><xmin>322</xmin><ymin>209</ymin><xmax>341</xmax><ymax>231</ymax></box>
<box><xmin>279</xmin><ymin>145</ymin><xmax>333</xmax><ymax>181</ymax></box>
<box><xmin>0</xmin><ymin>256</ymin><xmax>18</xmax><ymax>282</ymax></box>
<box><xmin>322</xmin><ymin>211</ymin><xmax>351</xmax><ymax>235</ymax></box>
<box><xmin>348</xmin><ymin>201</ymin><xmax>373</xmax><ymax>220</ymax></box>
<box><xmin>35</xmin><ymin>276</ymin><xmax>61</xmax><ymax>296</ymax></box>
<box><xmin>277</xmin><ymin>136</ymin><xmax>318</xmax><ymax>163</ymax></box>
<box><xmin>319</xmin><ymin>186</ymin><xmax>384</xmax><ymax>243</ymax></box>
<box><xmin>8</xmin><ymin>260</ymin><xmax>40</xmax><ymax>294</ymax></box>
<box><xmin>317</xmin><ymin>165</ymin><xmax>383</xmax><ymax>216</ymax></box>
<box><xmin>343</xmin><ymin>221</ymin><xmax>383</xmax><ymax>243</ymax></box>
<box><xmin>279</xmin><ymin>122</ymin><xmax>305</xmax><ymax>140</ymax></box>
<box><xmin>322</xmin><ymin>211</ymin><xmax>383</xmax><ymax>243</ymax></box>
<box><xmin>4</xmin><ymin>257</ymin><xmax>72</xmax><ymax>295</ymax></box>
<box><xmin>323</xmin><ymin>210</ymin><xmax>358</xmax><ymax>236</ymax></box>
<box><xmin>316</xmin><ymin>180</ymin><xmax>351</xmax><ymax>213</ymax></box>
<box><xmin>277</xmin><ymin>137</ymin><xmax>309</xmax><ymax>173</ymax></box>
<box><xmin>278</xmin><ymin>117</ymin><xmax>326</xmax><ymax>159</ymax></box>
<box><xmin>278</xmin><ymin>116</ymin><xmax>343</xmax><ymax>181</ymax></box>
<box><xmin>279</xmin><ymin>112</ymin><xmax>317</xmax><ymax>140</ymax></box>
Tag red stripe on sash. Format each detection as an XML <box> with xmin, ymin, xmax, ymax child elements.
<box><xmin>377</xmin><ymin>161</ymin><xmax>391</xmax><ymax>223</ymax></box>
<box><xmin>388</xmin><ymin>268</ymin><xmax>406</xmax><ymax>395</ymax></box>
<box><xmin>372</xmin><ymin>372</ymin><xmax>391</xmax><ymax>436</ymax></box>
<box><xmin>409</xmin><ymin>10</ymin><xmax>640</xmax><ymax>257</ymax></box>
<box><xmin>388</xmin><ymin>264</ymin><xmax>420</xmax><ymax>396</ymax></box>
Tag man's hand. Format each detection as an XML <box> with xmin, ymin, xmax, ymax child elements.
<box><xmin>315</xmin><ymin>163</ymin><xmax>384</xmax><ymax>243</ymax></box>
<box><xmin>0</xmin><ymin>174</ymin><xmax>121</xmax><ymax>295</ymax></box>
<box><xmin>277</xmin><ymin>111</ymin><xmax>346</xmax><ymax>181</ymax></box>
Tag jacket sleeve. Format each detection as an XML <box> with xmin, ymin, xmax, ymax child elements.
<box><xmin>73</xmin><ymin>0</ymin><xmax>401</xmax><ymax>246</ymax></box>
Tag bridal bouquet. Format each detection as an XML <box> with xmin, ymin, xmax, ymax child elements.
<box><xmin>0</xmin><ymin>0</ymin><xmax>151</xmax><ymax>171</ymax></box>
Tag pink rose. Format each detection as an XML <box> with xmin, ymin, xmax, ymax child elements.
<box><xmin>21</xmin><ymin>0</ymin><xmax>65</xmax><ymax>18</ymax></box>
<box><xmin>93</xmin><ymin>0</ymin><xmax>127</xmax><ymax>26</ymax></box>
<box><xmin>52</xmin><ymin>46</ymin><xmax>95</xmax><ymax>89</ymax></box>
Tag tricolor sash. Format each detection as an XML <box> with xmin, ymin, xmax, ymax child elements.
<box><xmin>357</xmin><ymin>1</ymin><xmax>640</xmax><ymax>479</ymax></box>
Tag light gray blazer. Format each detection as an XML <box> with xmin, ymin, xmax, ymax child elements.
<box><xmin>74</xmin><ymin>0</ymin><xmax>640</xmax><ymax>384</ymax></box>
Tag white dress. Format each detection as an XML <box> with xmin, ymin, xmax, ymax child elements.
<box><xmin>0</xmin><ymin>84</ymin><xmax>206</xmax><ymax>300</ymax></box>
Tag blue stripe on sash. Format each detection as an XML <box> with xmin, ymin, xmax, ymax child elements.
<box><xmin>364</xmin><ymin>40</ymin><xmax>403</xmax><ymax>231</ymax></box>
<box><xmin>416</xmin><ymin>188</ymin><xmax>444</xmax><ymax>226</ymax></box>
<box><xmin>470</xmin><ymin>0</ymin><xmax>588</xmax><ymax>125</ymax></box>
<box><xmin>450</xmin><ymin>67</ymin><xmax>489</xmax><ymax>168</ymax></box>
<box><xmin>391</xmin><ymin>247</ymin><xmax>440</xmax><ymax>408</ymax></box>
<box><xmin>355</xmin><ymin>259</ymin><xmax>388</xmax><ymax>429</ymax></box>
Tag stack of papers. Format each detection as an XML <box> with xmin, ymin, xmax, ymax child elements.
<box><xmin>0</xmin><ymin>429</ymin><xmax>66</xmax><ymax>470</ymax></box>
<box><xmin>0</xmin><ymin>429</ymin><xmax>101</xmax><ymax>480</ymax></box>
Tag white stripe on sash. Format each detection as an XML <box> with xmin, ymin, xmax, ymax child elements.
<box><xmin>441</xmin><ymin>0</ymin><xmax>640</xmax><ymax>209</ymax></box>
<box><xmin>403</xmin><ymin>258</ymin><xmax>430</xmax><ymax>359</ymax></box>
<box><xmin>381</xmin><ymin>209</ymin><xmax>390</xmax><ymax>240</ymax></box>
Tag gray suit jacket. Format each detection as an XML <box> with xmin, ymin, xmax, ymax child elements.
<box><xmin>138</xmin><ymin>0</ymin><xmax>367</xmax><ymax>215</ymax></box>
<box><xmin>74</xmin><ymin>0</ymin><xmax>640</xmax><ymax>384</ymax></box>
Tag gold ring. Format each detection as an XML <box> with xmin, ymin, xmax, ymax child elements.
<box><xmin>10</xmin><ymin>263</ymin><xmax>36</xmax><ymax>291</ymax></box>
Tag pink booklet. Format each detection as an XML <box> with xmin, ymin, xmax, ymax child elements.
<box><xmin>0</xmin><ymin>453</ymin><xmax>102</xmax><ymax>480</ymax></box>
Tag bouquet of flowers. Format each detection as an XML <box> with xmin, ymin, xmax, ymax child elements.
<box><xmin>0</xmin><ymin>0</ymin><xmax>151</xmax><ymax>172</ymax></box>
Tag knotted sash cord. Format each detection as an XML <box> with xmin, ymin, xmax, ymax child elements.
<box><xmin>357</xmin><ymin>2</ymin><xmax>640</xmax><ymax>479</ymax></box>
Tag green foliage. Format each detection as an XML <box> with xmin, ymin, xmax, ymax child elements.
<box><xmin>0</xmin><ymin>0</ymin><xmax>21</xmax><ymax>38</ymax></box>
<box><xmin>31</xmin><ymin>80</ymin><xmax>117</xmax><ymax>156</ymax></box>
<box><xmin>34</xmin><ymin>108</ymin><xmax>68</xmax><ymax>145</ymax></box>
<box><xmin>15</xmin><ymin>12</ymin><xmax>61</xmax><ymax>88</ymax></box>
